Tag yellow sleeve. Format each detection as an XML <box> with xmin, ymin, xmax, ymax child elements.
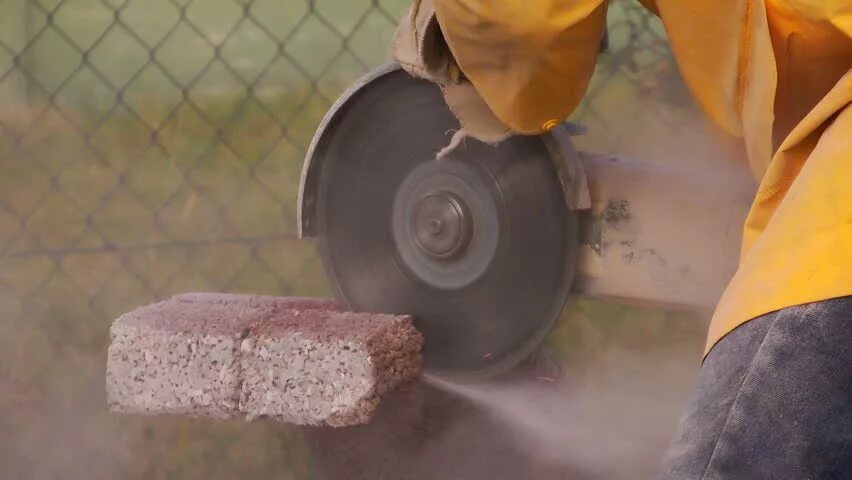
<box><xmin>780</xmin><ymin>0</ymin><xmax>852</xmax><ymax>37</ymax></box>
<box><xmin>433</xmin><ymin>0</ymin><xmax>609</xmax><ymax>134</ymax></box>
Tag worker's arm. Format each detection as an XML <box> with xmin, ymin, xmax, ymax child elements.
<box><xmin>433</xmin><ymin>0</ymin><xmax>609</xmax><ymax>134</ymax></box>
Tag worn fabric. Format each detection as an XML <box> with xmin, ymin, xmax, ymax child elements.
<box><xmin>658</xmin><ymin>296</ymin><xmax>852</xmax><ymax>479</ymax></box>
<box><xmin>391</xmin><ymin>0</ymin><xmax>513</xmax><ymax>146</ymax></box>
<box><xmin>434</xmin><ymin>0</ymin><xmax>607</xmax><ymax>135</ymax></box>
<box><xmin>432</xmin><ymin>0</ymin><xmax>852</xmax><ymax>355</ymax></box>
<box><xmin>708</xmin><ymin>79</ymin><xmax>852</xmax><ymax>354</ymax></box>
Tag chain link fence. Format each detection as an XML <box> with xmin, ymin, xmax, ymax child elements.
<box><xmin>0</xmin><ymin>1</ymin><xmax>708</xmax><ymax>478</ymax></box>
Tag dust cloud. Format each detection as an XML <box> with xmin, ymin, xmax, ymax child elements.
<box><xmin>308</xmin><ymin>342</ymin><xmax>702</xmax><ymax>480</ymax></box>
<box><xmin>426</xmin><ymin>349</ymin><xmax>696</xmax><ymax>479</ymax></box>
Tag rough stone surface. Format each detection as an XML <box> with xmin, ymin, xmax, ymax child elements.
<box><xmin>240</xmin><ymin>309</ymin><xmax>423</xmax><ymax>426</ymax></box>
<box><xmin>106</xmin><ymin>293</ymin><xmax>422</xmax><ymax>426</ymax></box>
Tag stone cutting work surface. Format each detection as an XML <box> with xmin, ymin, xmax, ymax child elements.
<box><xmin>106</xmin><ymin>293</ymin><xmax>423</xmax><ymax>427</ymax></box>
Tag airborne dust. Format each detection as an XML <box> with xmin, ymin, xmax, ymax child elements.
<box><xmin>425</xmin><ymin>347</ymin><xmax>699</xmax><ymax>479</ymax></box>
<box><xmin>306</xmin><ymin>327</ymin><xmax>706</xmax><ymax>480</ymax></box>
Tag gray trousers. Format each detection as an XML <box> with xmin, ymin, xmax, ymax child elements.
<box><xmin>658</xmin><ymin>296</ymin><xmax>852</xmax><ymax>479</ymax></box>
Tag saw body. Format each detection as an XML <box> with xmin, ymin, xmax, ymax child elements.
<box><xmin>298</xmin><ymin>64</ymin><xmax>754</xmax><ymax>379</ymax></box>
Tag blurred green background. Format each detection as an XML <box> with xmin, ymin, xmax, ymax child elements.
<box><xmin>0</xmin><ymin>0</ymin><xmax>719</xmax><ymax>478</ymax></box>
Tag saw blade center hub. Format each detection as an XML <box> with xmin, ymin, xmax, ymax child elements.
<box><xmin>412</xmin><ymin>193</ymin><xmax>472</xmax><ymax>259</ymax></box>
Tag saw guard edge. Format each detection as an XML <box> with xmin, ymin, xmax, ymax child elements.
<box><xmin>297</xmin><ymin>63</ymin><xmax>590</xmax><ymax>239</ymax></box>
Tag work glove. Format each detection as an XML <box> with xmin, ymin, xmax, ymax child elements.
<box><xmin>390</xmin><ymin>0</ymin><xmax>591</xmax><ymax>211</ymax></box>
<box><xmin>391</xmin><ymin>0</ymin><xmax>515</xmax><ymax>156</ymax></box>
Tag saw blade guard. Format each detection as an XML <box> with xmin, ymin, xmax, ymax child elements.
<box><xmin>297</xmin><ymin>64</ymin><xmax>579</xmax><ymax>379</ymax></box>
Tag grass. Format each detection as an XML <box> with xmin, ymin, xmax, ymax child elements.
<box><xmin>0</xmin><ymin>1</ymin><xmax>719</xmax><ymax>478</ymax></box>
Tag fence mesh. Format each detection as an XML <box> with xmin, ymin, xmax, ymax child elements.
<box><xmin>0</xmin><ymin>1</ymin><xmax>707</xmax><ymax>478</ymax></box>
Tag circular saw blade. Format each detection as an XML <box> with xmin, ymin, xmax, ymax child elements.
<box><xmin>314</xmin><ymin>69</ymin><xmax>577</xmax><ymax>379</ymax></box>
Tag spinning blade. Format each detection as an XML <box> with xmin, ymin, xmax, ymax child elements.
<box><xmin>314</xmin><ymin>69</ymin><xmax>577</xmax><ymax>379</ymax></box>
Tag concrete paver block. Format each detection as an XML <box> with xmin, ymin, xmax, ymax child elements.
<box><xmin>106</xmin><ymin>293</ymin><xmax>422</xmax><ymax>426</ymax></box>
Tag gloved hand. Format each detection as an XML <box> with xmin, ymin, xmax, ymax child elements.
<box><xmin>391</xmin><ymin>0</ymin><xmax>515</xmax><ymax>154</ymax></box>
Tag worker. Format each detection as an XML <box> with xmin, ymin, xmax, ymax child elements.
<box><xmin>394</xmin><ymin>0</ymin><xmax>852</xmax><ymax>477</ymax></box>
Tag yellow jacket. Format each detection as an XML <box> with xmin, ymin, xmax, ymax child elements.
<box><xmin>434</xmin><ymin>0</ymin><xmax>852</xmax><ymax>354</ymax></box>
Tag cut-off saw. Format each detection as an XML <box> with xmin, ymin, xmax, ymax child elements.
<box><xmin>297</xmin><ymin>59</ymin><xmax>754</xmax><ymax>380</ymax></box>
